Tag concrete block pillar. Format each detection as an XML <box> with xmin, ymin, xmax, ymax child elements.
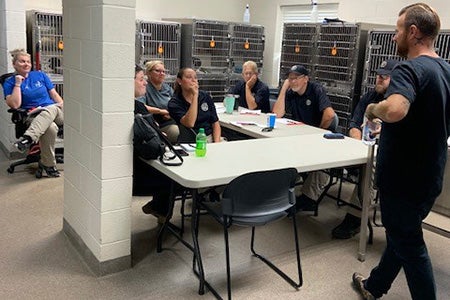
<box><xmin>62</xmin><ymin>0</ymin><xmax>135</xmax><ymax>276</ymax></box>
<box><xmin>0</xmin><ymin>0</ymin><xmax>26</xmax><ymax>156</ymax></box>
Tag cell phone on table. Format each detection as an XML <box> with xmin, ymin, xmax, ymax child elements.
<box><xmin>174</xmin><ymin>148</ymin><xmax>189</xmax><ymax>156</ymax></box>
<box><xmin>323</xmin><ymin>133</ymin><xmax>345</xmax><ymax>139</ymax></box>
<box><xmin>173</xmin><ymin>146</ymin><xmax>189</xmax><ymax>156</ymax></box>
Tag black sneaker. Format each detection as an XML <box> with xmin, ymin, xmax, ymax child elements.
<box><xmin>332</xmin><ymin>213</ymin><xmax>361</xmax><ymax>239</ymax></box>
<box><xmin>295</xmin><ymin>194</ymin><xmax>317</xmax><ymax>212</ymax></box>
<box><xmin>352</xmin><ymin>272</ymin><xmax>376</xmax><ymax>300</ymax></box>
<box><xmin>142</xmin><ymin>201</ymin><xmax>166</xmax><ymax>224</ymax></box>
<box><xmin>38</xmin><ymin>162</ymin><xmax>61</xmax><ymax>178</ymax></box>
<box><xmin>14</xmin><ymin>135</ymin><xmax>32</xmax><ymax>152</ymax></box>
<box><xmin>208</xmin><ymin>189</ymin><xmax>220</xmax><ymax>202</ymax></box>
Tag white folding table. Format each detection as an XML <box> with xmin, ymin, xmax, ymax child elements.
<box><xmin>147</xmin><ymin>134</ymin><xmax>373</xmax><ymax>295</ymax></box>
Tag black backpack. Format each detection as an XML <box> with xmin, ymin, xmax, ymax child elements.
<box><xmin>133</xmin><ymin>113</ymin><xmax>183</xmax><ymax>166</ymax></box>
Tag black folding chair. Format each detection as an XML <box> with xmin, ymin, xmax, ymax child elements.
<box><xmin>195</xmin><ymin>168</ymin><xmax>302</xmax><ymax>299</ymax></box>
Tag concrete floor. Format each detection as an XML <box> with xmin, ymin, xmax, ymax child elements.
<box><xmin>1</xmin><ymin>151</ymin><xmax>449</xmax><ymax>299</ymax></box>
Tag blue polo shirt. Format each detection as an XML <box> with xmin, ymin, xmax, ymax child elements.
<box><xmin>2</xmin><ymin>71</ymin><xmax>55</xmax><ymax>109</ymax></box>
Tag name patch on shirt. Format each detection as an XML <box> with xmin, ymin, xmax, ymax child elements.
<box><xmin>201</xmin><ymin>102</ymin><xmax>209</xmax><ymax>111</ymax></box>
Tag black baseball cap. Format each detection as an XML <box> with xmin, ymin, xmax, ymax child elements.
<box><xmin>287</xmin><ymin>65</ymin><xmax>309</xmax><ymax>76</ymax></box>
<box><xmin>376</xmin><ymin>59</ymin><xmax>398</xmax><ymax>76</ymax></box>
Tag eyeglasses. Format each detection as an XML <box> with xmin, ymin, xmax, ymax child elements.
<box><xmin>152</xmin><ymin>69</ymin><xmax>166</xmax><ymax>75</ymax></box>
<box><xmin>288</xmin><ymin>75</ymin><xmax>305</xmax><ymax>81</ymax></box>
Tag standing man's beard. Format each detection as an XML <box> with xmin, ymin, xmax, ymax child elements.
<box><xmin>396</xmin><ymin>35</ymin><xmax>409</xmax><ymax>58</ymax></box>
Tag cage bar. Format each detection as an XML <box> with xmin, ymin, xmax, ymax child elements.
<box><xmin>229</xmin><ymin>23</ymin><xmax>265</xmax><ymax>74</ymax></box>
<box><xmin>197</xmin><ymin>73</ymin><xmax>228</xmax><ymax>102</ymax></box>
<box><xmin>27</xmin><ymin>11</ymin><xmax>64</xmax><ymax>75</ymax></box>
<box><xmin>136</xmin><ymin>20</ymin><xmax>181</xmax><ymax>77</ymax></box>
<box><xmin>279</xmin><ymin>23</ymin><xmax>319</xmax><ymax>86</ymax></box>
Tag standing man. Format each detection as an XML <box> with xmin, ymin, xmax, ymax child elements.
<box><xmin>352</xmin><ymin>3</ymin><xmax>450</xmax><ymax>300</ymax></box>
<box><xmin>332</xmin><ymin>59</ymin><xmax>398</xmax><ymax>239</ymax></box>
<box><xmin>229</xmin><ymin>60</ymin><xmax>270</xmax><ymax>113</ymax></box>
<box><xmin>273</xmin><ymin>65</ymin><xmax>336</xmax><ymax>211</ymax></box>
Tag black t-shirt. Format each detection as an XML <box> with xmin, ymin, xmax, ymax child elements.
<box><xmin>168</xmin><ymin>90</ymin><xmax>219</xmax><ymax>136</ymax></box>
<box><xmin>229</xmin><ymin>78</ymin><xmax>270</xmax><ymax>113</ymax></box>
<box><xmin>284</xmin><ymin>81</ymin><xmax>331</xmax><ymax>127</ymax></box>
<box><xmin>376</xmin><ymin>56</ymin><xmax>450</xmax><ymax>200</ymax></box>
<box><xmin>349</xmin><ymin>90</ymin><xmax>384</xmax><ymax>130</ymax></box>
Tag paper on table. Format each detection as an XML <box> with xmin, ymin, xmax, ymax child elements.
<box><xmin>215</xmin><ymin>106</ymin><xmax>226</xmax><ymax>114</ymax></box>
<box><xmin>239</xmin><ymin>108</ymin><xmax>261</xmax><ymax>115</ymax></box>
<box><xmin>180</xmin><ymin>143</ymin><xmax>196</xmax><ymax>152</ymax></box>
<box><xmin>276</xmin><ymin>118</ymin><xmax>303</xmax><ymax>125</ymax></box>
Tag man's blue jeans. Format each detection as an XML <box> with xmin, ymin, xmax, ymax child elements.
<box><xmin>364</xmin><ymin>191</ymin><xmax>436</xmax><ymax>299</ymax></box>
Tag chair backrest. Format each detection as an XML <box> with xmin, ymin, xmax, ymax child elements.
<box><xmin>0</xmin><ymin>73</ymin><xmax>15</xmax><ymax>98</ymax></box>
<box><xmin>177</xmin><ymin>124</ymin><xmax>197</xmax><ymax>144</ymax></box>
<box><xmin>1</xmin><ymin>73</ymin><xmax>30</xmax><ymax>137</ymax></box>
<box><xmin>221</xmin><ymin>168</ymin><xmax>297</xmax><ymax>217</ymax></box>
<box><xmin>0</xmin><ymin>72</ymin><xmax>14</xmax><ymax>85</ymax></box>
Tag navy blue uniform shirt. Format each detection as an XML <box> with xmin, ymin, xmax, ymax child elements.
<box><xmin>376</xmin><ymin>56</ymin><xmax>450</xmax><ymax>200</ymax></box>
<box><xmin>349</xmin><ymin>90</ymin><xmax>384</xmax><ymax>131</ymax></box>
<box><xmin>168</xmin><ymin>90</ymin><xmax>219</xmax><ymax>136</ymax></box>
<box><xmin>284</xmin><ymin>81</ymin><xmax>331</xmax><ymax>127</ymax></box>
<box><xmin>229</xmin><ymin>78</ymin><xmax>270</xmax><ymax>113</ymax></box>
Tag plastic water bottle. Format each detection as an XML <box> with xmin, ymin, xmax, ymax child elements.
<box><xmin>310</xmin><ymin>0</ymin><xmax>318</xmax><ymax>23</ymax></box>
<box><xmin>195</xmin><ymin>128</ymin><xmax>207</xmax><ymax>157</ymax></box>
<box><xmin>243</xmin><ymin>4</ymin><xmax>250</xmax><ymax>23</ymax></box>
<box><xmin>362</xmin><ymin>117</ymin><xmax>380</xmax><ymax>146</ymax></box>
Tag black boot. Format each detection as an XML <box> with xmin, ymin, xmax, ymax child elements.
<box><xmin>332</xmin><ymin>213</ymin><xmax>361</xmax><ymax>239</ymax></box>
<box><xmin>295</xmin><ymin>194</ymin><xmax>317</xmax><ymax>212</ymax></box>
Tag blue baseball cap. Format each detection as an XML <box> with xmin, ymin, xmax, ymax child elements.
<box><xmin>287</xmin><ymin>65</ymin><xmax>309</xmax><ymax>76</ymax></box>
<box><xmin>376</xmin><ymin>60</ymin><xmax>398</xmax><ymax>76</ymax></box>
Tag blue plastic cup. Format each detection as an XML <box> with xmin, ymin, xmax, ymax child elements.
<box><xmin>267</xmin><ymin>113</ymin><xmax>276</xmax><ymax>128</ymax></box>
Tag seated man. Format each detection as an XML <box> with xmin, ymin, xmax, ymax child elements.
<box><xmin>273</xmin><ymin>65</ymin><xmax>336</xmax><ymax>211</ymax></box>
<box><xmin>228</xmin><ymin>60</ymin><xmax>270</xmax><ymax>113</ymax></box>
<box><xmin>2</xmin><ymin>49</ymin><xmax>63</xmax><ymax>177</ymax></box>
<box><xmin>331</xmin><ymin>59</ymin><xmax>397</xmax><ymax>239</ymax></box>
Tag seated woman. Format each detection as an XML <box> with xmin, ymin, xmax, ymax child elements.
<box><xmin>137</xmin><ymin>60</ymin><xmax>179</xmax><ymax>143</ymax></box>
<box><xmin>2</xmin><ymin>48</ymin><xmax>64</xmax><ymax>177</ymax></box>
<box><xmin>168</xmin><ymin>68</ymin><xmax>222</xmax><ymax>143</ymax></box>
<box><xmin>133</xmin><ymin>64</ymin><xmax>172</xmax><ymax>222</ymax></box>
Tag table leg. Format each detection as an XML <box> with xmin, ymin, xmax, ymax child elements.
<box><xmin>157</xmin><ymin>181</ymin><xmax>176</xmax><ymax>253</ymax></box>
<box><xmin>191</xmin><ymin>189</ymin><xmax>206</xmax><ymax>295</ymax></box>
<box><xmin>358</xmin><ymin>145</ymin><xmax>375</xmax><ymax>261</ymax></box>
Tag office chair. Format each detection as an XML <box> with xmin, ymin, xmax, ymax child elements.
<box><xmin>1</xmin><ymin>72</ymin><xmax>64</xmax><ymax>176</ymax></box>
<box><xmin>195</xmin><ymin>168</ymin><xmax>302</xmax><ymax>299</ymax></box>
